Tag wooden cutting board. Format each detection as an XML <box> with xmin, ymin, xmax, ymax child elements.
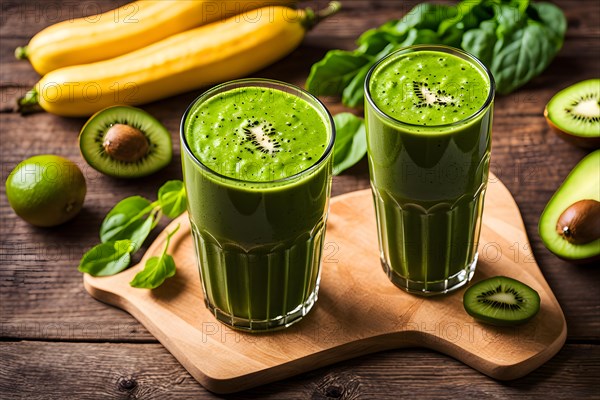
<box><xmin>84</xmin><ymin>173</ymin><xmax>566</xmax><ymax>394</ymax></box>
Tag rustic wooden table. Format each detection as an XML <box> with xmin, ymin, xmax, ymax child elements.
<box><xmin>1</xmin><ymin>0</ymin><xmax>598</xmax><ymax>398</ymax></box>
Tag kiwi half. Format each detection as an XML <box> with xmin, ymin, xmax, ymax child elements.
<box><xmin>544</xmin><ymin>79</ymin><xmax>600</xmax><ymax>149</ymax></box>
<box><xmin>463</xmin><ymin>276</ymin><xmax>541</xmax><ymax>327</ymax></box>
<box><xmin>79</xmin><ymin>106</ymin><xmax>172</xmax><ymax>178</ymax></box>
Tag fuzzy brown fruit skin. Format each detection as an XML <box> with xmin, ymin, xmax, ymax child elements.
<box><xmin>544</xmin><ymin>107</ymin><xmax>600</xmax><ymax>149</ymax></box>
<box><xmin>556</xmin><ymin>199</ymin><xmax>600</xmax><ymax>244</ymax></box>
<box><xmin>102</xmin><ymin>124</ymin><xmax>149</xmax><ymax>162</ymax></box>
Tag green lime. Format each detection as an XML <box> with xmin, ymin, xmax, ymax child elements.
<box><xmin>6</xmin><ymin>155</ymin><xmax>87</xmax><ymax>227</ymax></box>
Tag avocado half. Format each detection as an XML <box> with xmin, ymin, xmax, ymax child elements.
<box><xmin>539</xmin><ymin>150</ymin><xmax>600</xmax><ymax>263</ymax></box>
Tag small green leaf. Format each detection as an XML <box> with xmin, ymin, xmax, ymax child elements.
<box><xmin>129</xmin><ymin>254</ymin><xmax>176</xmax><ymax>289</ymax></box>
<box><xmin>78</xmin><ymin>240</ymin><xmax>134</xmax><ymax>277</ymax></box>
<box><xmin>99</xmin><ymin>196</ymin><xmax>159</xmax><ymax>252</ymax></box>
<box><xmin>158</xmin><ymin>180</ymin><xmax>187</xmax><ymax>218</ymax></box>
<box><xmin>332</xmin><ymin>113</ymin><xmax>367</xmax><ymax>175</ymax></box>
<box><xmin>130</xmin><ymin>225</ymin><xmax>180</xmax><ymax>289</ymax></box>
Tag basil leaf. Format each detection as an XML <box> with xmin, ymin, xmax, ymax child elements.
<box><xmin>306</xmin><ymin>50</ymin><xmax>371</xmax><ymax>97</ymax></box>
<box><xmin>130</xmin><ymin>225</ymin><xmax>179</xmax><ymax>289</ymax></box>
<box><xmin>158</xmin><ymin>180</ymin><xmax>187</xmax><ymax>218</ymax></box>
<box><xmin>332</xmin><ymin>113</ymin><xmax>367</xmax><ymax>175</ymax></box>
<box><xmin>78</xmin><ymin>240</ymin><xmax>133</xmax><ymax>277</ymax></box>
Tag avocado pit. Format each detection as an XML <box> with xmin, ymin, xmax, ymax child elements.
<box><xmin>556</xmin><ymin>199</ymin><xmax>600</xmax><ymax>244</ymax></box>
<box><xmin>103</xmin><ymin>124</ymin><xmax>149</xmax><ymax>162</ymax></box>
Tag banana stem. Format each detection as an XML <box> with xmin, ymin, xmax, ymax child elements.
<box><xmin>303</xmin><ymin>1</ymin><xmax>341</xmax><ymax>30</ymax></box>
<box><xmin>17</xmin><ymin>89</ymin><xmax>44</xmax><ymax>115</ymax></box>
<box><xmin>14</xmin><ymin>46</ymin><xmax>29</xmax><ymax>60</ymax></box>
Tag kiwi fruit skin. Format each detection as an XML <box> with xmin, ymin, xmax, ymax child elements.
<box><xmin>544</xmin><ymin>79</ymin><xmax>600</xmax><ymax>149</ymax></box>
<box><xmin>79</xmin><ymin>106</ymin><xmax>172</xmax><ymax>178</ymax></box>
<box><xmin>463</xmin><ymin>276</ymin><xmax>541</xmax><ymax>327</ymax></box>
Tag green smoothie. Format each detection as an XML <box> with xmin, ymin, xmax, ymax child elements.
<box><xmin>365</xmin><ymin>46</ymin><xmax>494</xmax><ymax>295</ymax></box>
<box><xmin>181</xmin><ymin>80</ymin><xmax>334</xmax><ymax>331</ymax></box>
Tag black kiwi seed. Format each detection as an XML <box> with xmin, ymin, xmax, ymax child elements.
<box><xmin>463</xmin><ymin>276</ymin><xmax>541</xmax><ymax>327</ymax></box>
<box><xmin>79</xmin><ymin>106</ymin><xmax>172</xmax><ymax>178</ymax></box>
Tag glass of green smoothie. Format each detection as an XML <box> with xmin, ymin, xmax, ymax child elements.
<box><xmin>364</xmin><ymin>45</ymin><xmax>495</xmax><ymax>295</ymax></box>
<box><xmin>181</xmin><ymin>79</ymin><xmax>335</xmax><ymax>331</ymax></box>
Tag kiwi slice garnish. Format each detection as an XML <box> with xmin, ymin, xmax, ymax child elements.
<box><xmin>544</xmin><ymin>79</ymin><xmax>600</xmax><ymax>149</ymax></box>
<box><xmin>463</xmin><ymin>276</ymin><xmax>541</xmax><ymax>327</ymax></box>
<box><xmin>413</xmin><ymin>81</ymin><xmax>456</xmax><ymax>108</ymax></box>
<box><xmin>241</xmin><ymin>119</ymin><xmax>282</xmax><ymax>155</ymax></box>
<box><xmin>79</xmin><ymin>106</ymin><xmax>172</xmax><ymax>178</ymax></box>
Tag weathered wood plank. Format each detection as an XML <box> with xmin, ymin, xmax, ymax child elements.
<box><xmin>0</xmin><ymin>341</ymin><xmax>598</xmax><ymax>398</ymax></box>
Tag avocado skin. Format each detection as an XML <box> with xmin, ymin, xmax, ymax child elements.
<box><xmin>539</xmin><ymin>150</ymin><xmax>600</xmax><ymax>264</ymax></box>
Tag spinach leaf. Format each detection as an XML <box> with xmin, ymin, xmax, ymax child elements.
<box><xmin>438</xmin><ymin>0</ymin><xmax>484</xmax><ymax>36</ymax></box>
<box><xmin>494</xmin><ymin>3</ymin><xmax>528</xmax><ymax>38</ymax></box>
<box><xmin>80</xmin><ymin>180</ymin><xmax>186</xmax><ymax>288</ymax></box>
<box><xmin>491</xmin><ymin>21</ymin><xmax>555</xmax><ymax>94</ymax></box>
<box><xmin>306</xmin><ymin>50</ymin><xmax>371</xmax><ymax>97</ymax></box>
<box><xmin>158</xmin><ymin>180</ymin><xmax>187</xmax><ymax>218</ymax></box>
<box><xmin>332</xmin><ymin>113</ymin><xmax>367</xmax><ymax>175</ymax></box>
<box><xmin>130</xmin><ymin>225</ymin><xmax>180</xmax><ymax>289</ymax></box>
<box><xmin>78</xmin><ymin>240</ymin><xmax>134</xmax><ymax>277</ymax></box>
<box><xmin>462</xmin><ymin>20</ymin><xmax>498</xmax><ymax>66</ymax></box>
<box><xmin>393</xmin><ymin>3</ymin><xmax>456</xmax><ymax>34</ymax></box>
<box><xmin>306</xmin><ymin>0</ymin><xmax>566</xmax><ymax>102</ymax></box>
<box><xmin>528</xmin><ymin>2</ymin><xmax>566</xmax><ymax>47</ymax></box>
<box><xmin>99</xmin><ymin>195</ymin><xmax>158</xmax><ymax>252</ymax></box>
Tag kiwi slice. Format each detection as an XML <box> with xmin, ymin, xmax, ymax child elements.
<box><xmin>463</xmin><ymin>276</ymin><xmax>541</xmax><ymax>327</ymax></box>
<box><xmin>79</xmin><ymin>106</ymin><xmax>172</xmax><ymax>178</ymax></box>
<box><xmin>544</xmin><ymin>79</ymin><xmax>600</xmax><ymax>149</ymax></box>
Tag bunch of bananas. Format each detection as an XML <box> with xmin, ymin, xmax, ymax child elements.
<box><xmin>16</xmin><ymin>0</ymin><xmax>340</xmax><ymax>117</ymax></box>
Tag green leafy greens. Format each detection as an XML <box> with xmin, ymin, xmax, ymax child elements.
<box><xmin>307</xmin><ymin>0</ymin><xmax>566</xmax><ymax>106</ymax></box>
<box><xmin>332</xmin><ymin>113</ymin><xmax>367</xmax><ymax>175</ymax></box>
<box><xmin>130</xmin><ymin>224</ymin><xmax>180</xmax><ymax>289</ymax></box>
<box><xmin>79</xmin><ymin>180</ymin><xmax>187</xmax><ymax>289</ymax></box>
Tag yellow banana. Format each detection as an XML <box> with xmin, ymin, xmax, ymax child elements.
<box><xmin>16</xmin><ymin>0</ymin><xmax>295</xmax><ymax>75</ymax></box>
<box><xmin>19</xmin><ymin>2</ymin><xmax>340</xmax><ymax>117</ymax></box>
